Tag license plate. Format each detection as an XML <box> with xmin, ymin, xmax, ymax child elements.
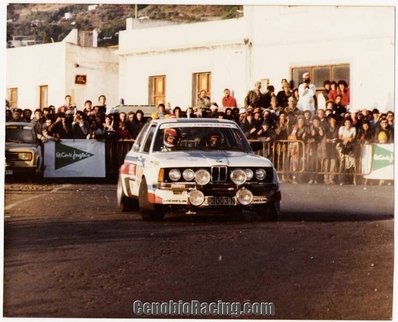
<box><xmin>5</xmin><ymin>169</ymin><xmax>13</xmax><ymax>175</ymax></box>
<box><xmin>207</xmin><ymin>196</ymin><xmax>234</xmax><ymax>206</ymax></box>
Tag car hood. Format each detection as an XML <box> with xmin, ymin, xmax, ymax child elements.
<box><xmin>5</xmin><ymin>142</ymin><xmax>39</xmax><ymax>150</ymax></box>
<box><xmin>151</xmin><ymin>150</ymin><xmax>273</xmax><ymax>168</ymax></box>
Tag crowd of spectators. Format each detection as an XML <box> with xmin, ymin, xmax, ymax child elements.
<box><xmin>5</xmin><ymin>73</ymin><xmax>394</xmax><ymax>185</ymax></box>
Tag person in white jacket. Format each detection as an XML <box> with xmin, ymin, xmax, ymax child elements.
<box><xmin>297</xmin><ymin>72</ymin><xmax>316</xmax><ymax>112</ymax></box>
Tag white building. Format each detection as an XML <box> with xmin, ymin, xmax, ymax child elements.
<box><xmin>118</xmin><ymin>5</ymin><xmax>394</xmax><ymax>112</ymax></box>
<box><xmin>6</xmin><ymin>29</ymin><xmax>119</xmax><ymax>110</ymax></box>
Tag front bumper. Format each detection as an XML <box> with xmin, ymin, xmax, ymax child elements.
<box><xmin>152</xmin><ymin>182</ymin><xmax>280</xmax><ymax>207</ymax></box>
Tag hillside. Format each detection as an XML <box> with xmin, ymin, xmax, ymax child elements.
<box><xmin>6</xmin><ymin>4</ymin><xmax>243</xmax><ymax>47</ymax></box>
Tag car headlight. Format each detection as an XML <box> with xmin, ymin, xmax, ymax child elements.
<box><xmin>244</xmin><ymin>169</ymin><xmax>254</xmax><ymax>181</ymax></box>
<box><xmin>255</xmin><ymin>168</ymin><xmax>267</xmax><ymax>181</ymax></box>
<box><xmin>188</xmin><ymin>190</ymin><xmax>205</xmax><ymax>206</ymax></box>
<box><xmin>195</xmin><ymin>169</ymin><xmax>211</xmax><ymax>185</ymax></box>
<box><xmin>236</xmin><ymin>188</ymin><xmax>253</xmax><ymax>205</ymax></box>
<box><xmin>168</xmin><ymin>169</ymin><xmax>181</xmax><ymax>181</ymax></box>
<box><xmin>182</xmin><ymin>169</ymin><xmax>195</xmax><ymax>181</ymax></box>
<box><xmin>230</xmin><ymin>169</ymin><xmax>247</xmax><ymax>185</ymax></box>
<box><xmin>19</xmin><ymin>152</ymin><xmax>32</xmax><ymax>161</ymax></box>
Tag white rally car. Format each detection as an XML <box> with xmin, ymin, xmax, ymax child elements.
<box><xmin>117</xmin><ymin>118</ymin><xmax>281</xmax><ymax>220</ymax></box>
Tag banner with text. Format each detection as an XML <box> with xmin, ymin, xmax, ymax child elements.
<box><xmin>44</xmin><ymin>140</ymin><xmax>105</xmax><ymax>177</ymax></box>
<box><xmin>363</xmin><ymin>143</ymin><xmax>394</xmax><ymax>180</ymax></box>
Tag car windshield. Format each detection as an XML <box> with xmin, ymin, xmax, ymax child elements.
<box><xmin>6</xmin><ymin>125</ymin><xmax>36</xmax><ymax>144</ymax></box>
<box><xmin>152</xmin><ymin>124</ymin><xmax>251</xmax><ymax>153</ymax></box>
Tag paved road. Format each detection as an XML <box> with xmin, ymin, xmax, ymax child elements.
<box><xmin>3</xmin><ymin>182</ymin><xmax>394</xmax><ymax>319</ymax></box>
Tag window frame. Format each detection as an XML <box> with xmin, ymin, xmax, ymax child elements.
<box><xmin>7</xmin><ymin>88</ymin><xmax>18</xmax><ymax>108</ymax></box>
<box><xmin>290</xmin><ymin>63</ymin><xmax>350</xmax><ymax>90</ymax></box>
<box><xmin>192</xmin><ymin>72</ymin><xmax>211</xmax><ymax>107</ymax></box>
<box><xmin>149</xmin><ymin>75</ymin><xmax>166</xmax><ymax>106</ymax></box>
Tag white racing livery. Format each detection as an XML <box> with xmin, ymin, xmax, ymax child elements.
<box><xmin>117</xmin><ymin>118</ymin><xmax>281</xmax><ymax>220</ymax></box>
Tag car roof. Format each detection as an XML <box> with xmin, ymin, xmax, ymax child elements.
<box><xmin>150</xmin><ymin>118</ymin><xmax>238</xmax><ymax>126</ymax></box>
<box><xmin>6</xmin><ymin>122</ymin><xmax>33</xmax><ymax>128</ymax></box>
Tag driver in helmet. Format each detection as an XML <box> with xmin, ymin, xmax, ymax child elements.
<box><xmin>162</xmin><ymin>128</ymin><xmax>181</xmax><ymax>151</ymax></box>
<box><xmin>207</xmin><ymin>131</ymin><xmax>224</xmax><ymax>149</ymax></box>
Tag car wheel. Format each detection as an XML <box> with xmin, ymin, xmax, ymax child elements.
<box><xmin>256</xmin><ymin>201</ymin><xmax>280</xmax><ymax>221</ymax></box>
<box><xmin>117</xmin><ymin>176</ymin><xmax>138</xmax><ymax>212</ymax></box>
<box><xmin>138</xmin><ymin>177</ymin><xmax>165</xmax><ymax>221</ymax></box>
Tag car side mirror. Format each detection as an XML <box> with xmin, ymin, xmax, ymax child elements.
<box><xmin>132</xmin><ymin>144</ymin><xmax>140</xmax><ymax>152</ymax></box>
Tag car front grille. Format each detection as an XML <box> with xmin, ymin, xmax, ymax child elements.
<box><xmin>211</xmin><ymin>166</ymin><xmax>228</xmax><ymax>182</ymax></box>
<box><xmin>6</xmin><ymin>152</ymin><xmax>21</xmax><ymax>161</ymax></box>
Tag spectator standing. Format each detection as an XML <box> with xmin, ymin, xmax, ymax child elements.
<box><xmin>276</xmin><ymin>80</ymin><xmax>292</xmax><ymax>108</ymax></box>
<box><xmin>369</xmin><ymin>108</ymin><xmax>381</xmax><ymax>129</ymax></box>
<box><xmin>222</xmin><ymin>88</ymin><xmax>237</xmax><ymax>108</ymax></box>
<box><xmin>6</xmin><ymin>110</ymin><xmax>12</xmax><ymax>122</ymax></box>
<box><xmin>103</xmin><ymin>115</ymin><xmax>117</xmax><ymax>140</ymax></box>
<box><xmin>263</xmin><ymin>85</ymin><xmax>276</xmax><ymax>110</ymax></box>
<box><xmin>83</xmin><ymin>100</ymin><xmax>93</xmax><ymax>116</ymax></box>
<box><xmin>151</xmin><ymin>103</ymin><xmax>168</xmax><ymax>119</ymax></box>
<box><xmin>131</xmin><ymin>110</ymin><xmax>146</xmax><ymax>139</ymax></box>
<box><xmin>126</xmin><ymin>112</ymin><xmax>136</xmax><ymax>137</ymax></box>
<box><xmin>338</xmin><ymin>80</ymin><xmax>350</xmax><ymax>108</ymax></box>
<box><xmin>375</xmin><ymin>117</ymin><xmax>393</xmax><ymax>143</ymax></box>
<box><xmin>11</xmin><ymin>109</ymin><xmax>24</xmax><ymax>122</ymax></box>
<box><xmin>41</xmin><ymin>117</ymin><xmax>61</xmax><ymax>142</ymax></box>
<box><xmin>244</xmin><ymin>81</ymin><xmax>265</xmax><ymax>109</ymax></box>
<box><xmin>241</xmin><ymin>112</ymin><xmax>259</xmax><ymax>140</ymax></box>
<box><xmin>118</xmin><ymin>122</ymin><xmax>132</xmax><ymax>140</ymax></box>
<box><xmin>98</xmin><ymin>95</ymin><xmax>107</xmax><ymax>115</ymax></box>
<box><xmin>324</xmin><ymin>114</ymin><xmax>339</xmax><ymax>184</ymax></box>
<box><xmin>297</xmin><ymin>72</ymin><xmax>316</xmax><ymax>112</ymax></box>
<box><xmin>327</xmin><ymin>81</ymin><xmax>338</xmax><ymax>102</ymax></box>
<box><xmin>197</xmin><ymin>90</ymin><xmax>211</xmax><ymax>111</ymax></box>
<box><xmin>333</xmin><ymin>95</ymin><xmax>347</xmax><ymax>119</ymax></box>
<box><xmin>51</xmin><ymin>112</ymin><xmax>72</xmax><ymax>139</ymax></box>
<box><xmin>58</xmin><ymin>95</ymin><xmax>73</xmax><ymax>113</ymax></box>
<box><xmin>306</xmin><ymin>116</ymin><xmax>324</xmax><ymax>184</ymax></box>
<box><xmin>22</xmin><ymin>109</ymin><xmax>32</xmax><ymax>122</ymax></box>
<box><xmin>337</xmin><ymin>118</ymin><xmax>357</xmax><ymax>185</ymax></box>
<box><xmin>356</xmin><ymin>121</ymin><xmax>374</xmax><ymax>145</ymax></box>
<box><xmin>72</xmin><ymin>111</ymin><xmax>90</xmax><ymax>139</ymax></box>
<box><xmin>31</xmin><ymin>109</ymin><xmax>44</xmax><ymax>137</ymax></box>
<box><xmin>288</xmin><ymin>116</ymin><xmax>307</xmax><ymax>183</ymax></box>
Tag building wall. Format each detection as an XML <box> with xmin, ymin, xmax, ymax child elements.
<box><xmin>6</xmin><ymin>42</ymin><xmax>66</xmax><ymax>109</ymax></box>
<box><xmin>6</xmin><ymin>40</ymin><xmax>119</xmax><ymax>110</ymax></box>
<box><xmin>246</xmin><ymin>5</ymin><xmax>395</xmax><ymax>112</ymax></box>
<box><xmin>118</xmin><ymin>5</ymin><xmax>394</xmax><ymax>112</ymax></box>
<box><xmin>65</xmin><ymin>43</ymin><xmax>119</xmax><ymax>108</ymax></box>
<box><xmin>118</xmin><ymin>18</ymin><xmax>251</xmax><ymax>108</ymax></box>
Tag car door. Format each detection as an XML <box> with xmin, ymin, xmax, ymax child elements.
<box><xmin>130</xmin><ymin>123</ymin><xmax>157</xmax><ymax>196</ymax></box>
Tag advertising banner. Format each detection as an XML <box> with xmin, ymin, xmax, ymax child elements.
<box><xmin>44</xmin><ymin>140</ymin><xmax>105</xmax><ymax>177</ymax></box>
<box><xmin>363</xmin><ymin>143</ymin><xmax>394</xmax><ymax>180</ymax></box>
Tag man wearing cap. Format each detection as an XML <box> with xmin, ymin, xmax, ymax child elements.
<box><xmin>298</xmin><ymin>72</ymin><xmax>316</xmax><ymax>112</ymax></box>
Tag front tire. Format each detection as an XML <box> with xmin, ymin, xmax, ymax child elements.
<box><xmin>138</xmin><ymin>177</ymin><xmax>165</xmax><ymax>221</ymax></box>
<box><xmin>117</xmin><ymin>177</ymin><xmax>138</xmax><ymax>212</ymax></box>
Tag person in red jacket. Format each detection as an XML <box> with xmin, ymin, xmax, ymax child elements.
<box><xmin>221</xmin><ymin>88</ymin><xmax>237</xmax><ymax>109</ymax></box>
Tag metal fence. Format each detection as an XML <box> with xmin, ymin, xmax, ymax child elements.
<box><xmin>106</xmin><ymin>139</ymin><xmax>384</xmax><ymax>184</ymax></box>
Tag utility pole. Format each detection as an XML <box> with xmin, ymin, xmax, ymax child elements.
<box><xmin>135</xmin><ymin>4</ymin><xmax>138</xmax><ymax>19</ymax></box>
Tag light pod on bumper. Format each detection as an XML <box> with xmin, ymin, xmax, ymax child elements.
<box><xmin>255</xmin><ymin>168</ymin><xmax>267</xmax><ymax>181</ymax></box>
<box><xmin>182</xmin><ymin>169</ymin><xmax>195</xmax><ymax>181</ymax></box>
<box><xmin>236</xmin><ymin>188</ymin><xmax>253</xmax><ymax>205</ymax></box>
<box><xmin>188</xmin><ymin>190</ymin><xmax>205</xmax><ymax>206</ymax></box>
<box><xmin>195</xmin><ymin>169</ymin><xmax>211</xmax><ymax>185</ymax></box>
<box><xmin>169</xmin><ymin>169</ymin><xmax>181</xmax><ymax>181</ymax></box>
<box><xmin>230</xmin><ymin>169</ymin><xmax>247</xmax><ymax>185</ymax></box>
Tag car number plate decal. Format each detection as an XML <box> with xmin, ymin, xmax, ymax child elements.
<box><xmin>207</xmin><ymin>196</ymin><xmax>234</xmax><ymax>206</ymax></box>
